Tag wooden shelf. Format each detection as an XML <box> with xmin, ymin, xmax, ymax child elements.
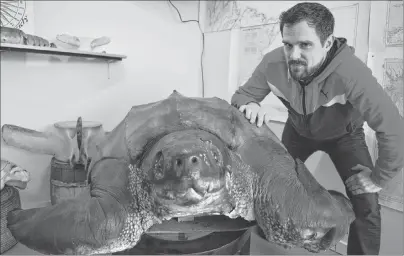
<box><xmin>0</xmin><ymin>43</ymin><xmax>127</xmax><ymax>61</ymax></box>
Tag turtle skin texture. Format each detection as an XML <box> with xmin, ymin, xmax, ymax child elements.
<box><xmin>5</xmin><ymin>91</ymin><xmax>355</xmax><ymax>255</ymax></box>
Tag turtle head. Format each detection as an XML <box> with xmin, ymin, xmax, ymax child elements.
<box><xmin>140</xmin><ymin>129</ymin><xmax>233</xmax><ymax>218</ymax></box>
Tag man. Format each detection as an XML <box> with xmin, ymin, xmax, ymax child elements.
<box><xmin>231</xmin><ymin>2</ymin><xmax>404</xmax><ymax>255</ymax></box>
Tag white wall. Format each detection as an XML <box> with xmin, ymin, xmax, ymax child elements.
<box><xmin>1</xmin><ymin>1</ymin><xmax>203</xmax><ymax>207</ymax></box>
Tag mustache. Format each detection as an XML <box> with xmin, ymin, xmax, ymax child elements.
<box><xmin>288</xmin><ymin>59</ymin><xmax>307</xmax><ymax>66</ymax></box>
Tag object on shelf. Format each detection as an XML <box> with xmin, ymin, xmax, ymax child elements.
<box><xmin>0</xmin><ymin>185</ymin><xmax>21</xmax><ymax>254</ymax></box>
<box><xmin>55</xmin><ymin>33</ymin><xmax>81</xmax><ymax>49</ymax></box>
<box><xmin>54</xmin><ymin>33</ymin><xmax>112</xmax><ymax>53</ymax></box>
<box><xmin>50</xmin><ymin>157</ymin><xmax>90</xmax><ymax>205</ymax></box>
<box><xmin>25</xmin><ymin>33</ymin><xmax>54</xmax><ymax>48</ymax></box>
<box><xmin>91</xmin><ymin>36</ymin><xmax>111</xmax><ymax>49</ymax></box>
<box><xmin>0</xmin><ymin>27</ymin><xmax>25</xmax><ymax>44</ymax></box>
<box><xmin>0</xmin><ymin>26</ymin><xmax>56</xmax><ymax>48</ymax></box>
<box><xmin>1</xmin><ymin>159</ymin><xmax>30</xmax><ymax>191</ymax></box>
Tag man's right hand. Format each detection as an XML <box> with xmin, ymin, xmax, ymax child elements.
<box><xmin>238</xmin><ymin>102</ymin><xmax>272</xmax><ymax>127</ymax></box>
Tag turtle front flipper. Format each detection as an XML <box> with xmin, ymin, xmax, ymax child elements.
<box><xmin>236</xmin><ymin>137</ymin><xmax>355</xmax><ymax>253</ymax></box>
<box><xmin>1</xmin><ymin>124</ymin><xmax>76</xmax><ymax>162</ymax></box>
<box><xmin>7</xmin><ymin>158</ymin><xmax>156</xmax><ymax>255</ymax></box>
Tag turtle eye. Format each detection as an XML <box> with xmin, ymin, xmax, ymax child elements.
<box><xmin>213</xmin><ymin>152</ymin><xmax>218</xmax><ymax>162</ymax></box>
<box><xmin>151</xmin><ymin>151</ymin><xmax>165</xmax><ymax>180</ymax></box>
<box><xmin>200</xmin><ymin>138</ymin><xmax>223</xmax><ymax>165</ymax></box>
<box><xmin>211</xmin><ymin>150</ymin><xmax>222</xmax><ymax>165</ymax></box>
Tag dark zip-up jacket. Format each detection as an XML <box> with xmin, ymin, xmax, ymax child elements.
<box><xmin>231</xmin><ymin>37</ymin><xmax>404</xmax><ymax>188</ymax></box>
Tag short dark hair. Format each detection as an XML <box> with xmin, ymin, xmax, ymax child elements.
<box><xmin>279</xmin><ymin>2</ymin><xmax>334</xmax><ymax>45</ymax></box>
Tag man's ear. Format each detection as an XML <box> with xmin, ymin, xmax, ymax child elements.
<box><xmin>324</xmin><ymin>35</ymin><xmax>334</xmax><ymax>51</ymax></box>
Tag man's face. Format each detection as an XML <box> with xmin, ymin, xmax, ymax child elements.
<box><xmin>282</xmin><ymin>20</ymin><xmax>333</xmax><ymax>81</ymax></box>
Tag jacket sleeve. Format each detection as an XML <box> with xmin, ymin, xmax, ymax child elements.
<box><xmin>230</xmin><ymin>56</ymin><xmax>272</xmax><ymax>108</ymax></box>
<box><xmin>345</xmin><ymin>63</ymin><xmax>404</xmax><ymax>188</ymax></box>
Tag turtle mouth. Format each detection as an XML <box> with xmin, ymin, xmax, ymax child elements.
<box><xmin>156</xmin><ymin>186</ymin><xmax>225</xmax><ymax>204</ymax></box>
<box><xmin>154</xmin><ymin>186</ymin><xmax>231</xmax><ymax>218</ymax></box>
<box><xmin>153</xmin><ymin>176</ymin><xmax>226</xmax><ymax>206</ymax></box>
<box><xmin>158</xmin><ymin>187</ymin><xmax>206</xmax><ymax>201</ymax></box>
<box><xmin>151</xmin><ymin>168</ymin><xmax>230</xmax><ymax>218</ymax></box>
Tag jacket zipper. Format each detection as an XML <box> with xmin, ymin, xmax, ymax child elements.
<box><xmin>301</xmin><ymin>85</ymin><xmax>312</xmax><ymax>136</ymax></box>
<box><xmin>301</xmin><ymin>85</ymin><xmax>307</xmax><ymax>117</ymax></box>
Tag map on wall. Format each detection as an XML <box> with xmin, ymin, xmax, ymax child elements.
<box><xmin>237</xmin><ymin>23</ymin><xmax>280</xmax><ymax>89</ymax></box>
<box><xmin>383</xmin><ymin>59</ymin><xmax>403</xmax><ymax>117</ymax></box>
<box><xmin>385</xmin><ymin>1</ymin><xmax>403</xmax><ymax>46</ymax></box>
<box><xmin>0</xmin><ymin>0</ymin><xmax>34</xmax><ymax>33</ymax></box>
<box><xmin>204</xmin><ymin>0</ymin><xmax>278</xmax><ymax>32</ymax></box>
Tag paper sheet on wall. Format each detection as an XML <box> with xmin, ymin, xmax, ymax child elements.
<box><xmin>203</xmin><ymin>1</ymin><xmax>284</xmax><ymax>32</ymax></box>
<box><xmin>237</xmin><ymin>24</ymin><xmax>280</xmax><ymax>88</ymax></box>
<box><xmin>385</xmin><ymin>1</ymin><xmax>403</xmax><ymax>47</ymax></box>
<box><xmin>368</xmin><ymin>1</ymin><xmax>403</xmax><ymax>52</ymax></box>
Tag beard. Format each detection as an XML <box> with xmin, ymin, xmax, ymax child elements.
<box><xmin>288</xmin><ymin>59</ymin><xmax>324</xmax><ymax>81</ymax></box>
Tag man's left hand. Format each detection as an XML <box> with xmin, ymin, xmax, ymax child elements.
<box><xmin>345</xmin><ymin>164</ymin><xmax>382</xmax><ymax>195</ymax></box>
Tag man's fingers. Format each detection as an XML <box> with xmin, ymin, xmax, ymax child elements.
<box><xmin>245</xmin><ymin>109</ymin><xmax>252</xmax><ymax>120</ymax></box>
<box><xmin>264</xmin><ymin>113</ymin><xmax>271</xmax><ymax>125</ymax></box>
<box><xmin>345</xmin><ymin>174</ymin><xmax>358</xmax><ymax>185</ymax></box>
<box><xmin>348</xmin><ymin>184</ymin><xmax>363</xmax><ymax>192</ymax></box>
<box><xmin>250</xmin><ymin>111</ymin><xmax>258</xmax><ymax>124</ymax></box>
<box><xmin>351</xmin><ymin>185</ymin><xmax>381</xmax><ymax>195</ymax></box>
<box><xmin>346</xmin><ymin>175</ymin><xmax>368</xmax><ymax>189</ymax></box>
<box><xmin>345</xmin><ymin>181</ymin><xmax>356</xmax><ymax>191</ymax></box>
<box><xmin>351</xmin><ymin>165</ymin><xmax>364</xmax><ymax>171</ymax></box>
<box><xmin>256</xmin><ymin>112</ymin><xmax>264</xmax><ymax>127</ymax></box>
<box><xmin>351</xmin><ymin>188</ymin><xmax>366</xmax><ymax>196</ymax></box>
<box><xmin>347</xmin><ymin>180</ymin><xmax>365</xmax><ymax>194</ymax></box>
<box><xmin>238</xmin><ymin>105</ymin><xmax>268</xmax><ymax>126</ymax></box>
<box><xmin>346</xmin><ymin>176</ymin><xmax>382</xmax><ymax>195</ymax></box>
<box><xmin>351</xmin><ymin>164</ymin><xmax>371</xmax><ymax>172</ymax></box>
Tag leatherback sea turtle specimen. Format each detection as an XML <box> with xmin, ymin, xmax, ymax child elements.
<box><xmin>2</xmin><ymin>91</ymin><xmax>355</xmax><ymax>255</ymax></box>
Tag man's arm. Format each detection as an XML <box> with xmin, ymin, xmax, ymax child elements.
<box><xmin>231</xmin><ymin>56</ymin><xmax>272</xmax><ymax>108</ymax></box>
<box><xmin>345</xmin><ymin>63</ymin><xmax>404</xmax><ymax>188</ymax></box>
